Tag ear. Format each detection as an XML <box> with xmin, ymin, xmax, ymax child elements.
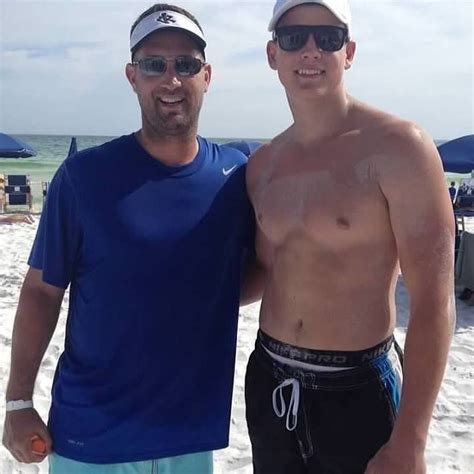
<box><xmin>125</xmin><ymin>63</ymin><xmax>137</xmax><ymax>92</ymax></box>
<box><xmin>344</xmin><ymin>40</ymin><xmax>356</xmax><ymax>70</ymax></box>
<box><xmin>267</xmin><ymin>40</ymin><xmax>278</xmax><ymax>71</ymax></box>
<box><xmin>203</xmin><ymin>63</ymin><xmax>212</xmax><ymax>93</ymax></box>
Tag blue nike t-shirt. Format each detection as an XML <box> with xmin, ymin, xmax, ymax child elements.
<box><xmin>28</xmin><ymin>134</ymin><xmax>254</xmax><ymax>463</ymax></box>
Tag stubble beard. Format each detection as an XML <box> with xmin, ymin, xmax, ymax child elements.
<box><xmin>145</xmin><ymin>98</ymin><xmax>202</xmax><ymax>139</ymax></box>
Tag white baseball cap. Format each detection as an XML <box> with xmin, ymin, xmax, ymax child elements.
<box><xmin>130</xmin><ymin>10</ymin><xmax>206</xmax><ymax>53</ymax></box>
<box><xmin>268</xmin><ymin>0</ymin><xmax>351</xmax><ymax>36</ymax></box>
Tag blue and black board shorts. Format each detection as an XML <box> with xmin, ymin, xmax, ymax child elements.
<box><xmin>245</xmin><ymin>330</ymin><xmax>403</xmax><ymax>474</ymax></box>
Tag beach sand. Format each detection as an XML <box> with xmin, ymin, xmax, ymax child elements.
<box><xmin>0</xmin><ymin>219</ymin><xmax>473</xmax><ymax>474</ymax></box>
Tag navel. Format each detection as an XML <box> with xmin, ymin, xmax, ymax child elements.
<box><xmin>336</xmin><ymin>216</ymin><xmax>351</xmax><ymax>230</ymax></box>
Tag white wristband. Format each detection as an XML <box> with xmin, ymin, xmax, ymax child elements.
<box><xmin>5</xmin><ymin>400</ymin><xmax>34</xmax><ymax>412</ymax></box>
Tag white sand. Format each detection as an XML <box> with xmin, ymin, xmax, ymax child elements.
<box><xmin>0</xmin><ymin>219</ymin><xmax>473</xmax><ymax>474</ymax></box>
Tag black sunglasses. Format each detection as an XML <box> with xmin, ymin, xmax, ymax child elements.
<box><xmin>274</xmin><ymin>25</ymin><xmax>348</xmax><ymax>52</ymax></box>
<box><xmin>131</xmin><ymin>55</ymin><xmax>206</xmax><ymax>77</ymax></box>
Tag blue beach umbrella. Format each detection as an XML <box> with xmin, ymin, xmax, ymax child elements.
<box><xmin>0</xmin><ymin>132</ymin><xmax>37</xmax><ymax>158</ymax></box>
<box><xmin>437</xmin><ymin>135</ymin><xmax>474</xmax><ymax>174</ymax></box>
<box><xmin>224</xmin><ymin>140</ymin><xmax>262</xmax><ymax>157</ymax></box>
<box><xmin>67</xmin><ymin>136</ymin><xmax>78</xmax><ymax>157</ymax></box>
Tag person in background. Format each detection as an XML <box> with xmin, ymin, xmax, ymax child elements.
<box><xmin>3</xmin><ymin>3</ymin><xmax>258</xmax><ymax>473</ymax></box>
<box><xmin>245</xmin><ymin>1</ymin><xmax>455</xmax><ymax>473</ymax></box>
<box><xmin>0</xmin><ymin>214</ymin><xmax>34</xmax><ymax>224</ymax></box>
<box><xmin>449</xmin><ymin>181</ymin><xmax>457</xmax><ymax>203</ymax></box>
<box><xmin>457</xmin><ymin>182</ymin><xmax>468</xmax><ymax>198</ymax></box>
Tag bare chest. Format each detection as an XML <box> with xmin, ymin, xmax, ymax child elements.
<box><xmin>253</xmin><ymin>149</ymin><xmax>390</xmax><ymax>248</ymax></box>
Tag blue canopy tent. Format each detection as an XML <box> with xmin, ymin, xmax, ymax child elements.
<box><xmin>0</xmin><ymin>133</ymin><xmax>37</xmax><ymax>158</ymax></box>
<box><xmin>437</xmin><ymin>135</ymin><xmax>474</xmax><ymax>174</ymax></box>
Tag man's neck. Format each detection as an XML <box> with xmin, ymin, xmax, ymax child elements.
<box><xmin>136</xmin><ymin>129</ymin><xmax>199</xmax><ymax>167</ymax></box>
<box><xmin>288</xmin><ymin>90</ymin><xmax>353</xmax><ymax>145</ymax></box>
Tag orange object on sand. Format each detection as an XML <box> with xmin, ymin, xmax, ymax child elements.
<box><xmin>31</xmin><ymin>436</ymin><xmax>47</xmax><ymax>454</ymax></box>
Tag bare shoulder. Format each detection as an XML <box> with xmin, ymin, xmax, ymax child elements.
<box><xmin>377</xmin><ymin>118</ymin><xmax>435</xmax><ymax>163</ymax></box>
<box><xmin>380</xmin><ymin>120</ymin><xmax>440</xmax><ymax>185</ymax></box>
<box><xmin>355</xmin><ymin>100</ymin><xmax>428</xmax><ymax>144</ymax></box>
<box><xmin>246</xmin><ymin>131</ymin><xmax>289</xmax><ymax>197</ymax></box>
<box><xmin>352</xmin><ymin>101</ymin><xmax>441</xmax><ymax>180</ymax></box>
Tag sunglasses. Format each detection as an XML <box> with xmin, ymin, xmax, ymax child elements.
<box><xmin>131</xmin><ymin>55</ymin><xmax>206</xmax><ymax>77</ymax></box>
<box><xmin>274</xmin><ymin>25</ymin><xmax>348</xmax><ymax>52</ymax></box>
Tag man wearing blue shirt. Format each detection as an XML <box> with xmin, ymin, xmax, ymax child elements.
<box><xmin>3</xmin><ymin>4</ymin><xmax>257</xmax><ymax>473</ymax></box>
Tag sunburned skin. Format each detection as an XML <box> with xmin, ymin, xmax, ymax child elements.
<box><xmin>247</xmin><ymin>101</ymin><xmax>454</xmax><ymax>351</ymax></box>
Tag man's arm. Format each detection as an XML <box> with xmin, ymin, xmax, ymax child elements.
<box><xmin>366</xmin><ymin>124</ymin><xmax>455</xmax><ymax>473</ymax></box>
<box><xmin>3</xmin><ymin>267</ymin><xmax>64</xmax><ymax>463</ymax></box>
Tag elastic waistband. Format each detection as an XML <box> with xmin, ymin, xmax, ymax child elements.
<box><xmin>258</xmin><ymin>330</ymin><xmax>394</xmax><ymax>368</ymax></box>
<box><xmin>255</xmin><ymin>336</ymin><xmax>398</xmax><ymax>390</ymax></box>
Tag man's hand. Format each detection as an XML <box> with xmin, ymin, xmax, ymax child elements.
<box><xmin>2</xmin><ymin>409</ymin><xmax>52</xmax><ymax>463</ymax></box>
<box><xmin>365</xmin><ymin>441</ymin><xmax>426</xmax><ymax>474</ymax></box>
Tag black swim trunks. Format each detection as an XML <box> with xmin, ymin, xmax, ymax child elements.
<box><xmin>245</xmin><ymin>330</ymin><xmax>403</xmax><ymax>474</ymax></box>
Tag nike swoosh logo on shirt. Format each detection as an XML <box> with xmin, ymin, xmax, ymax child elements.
<box><xmin>222</xmin><ymin>165</ymin><xmax>238</xmax><ymax>176</ymax></box>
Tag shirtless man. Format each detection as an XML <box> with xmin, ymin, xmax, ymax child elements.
<box><xmin>245</xmin><ymin>1</ymin><xmax>455</xmax><ymax>473</ymax></box>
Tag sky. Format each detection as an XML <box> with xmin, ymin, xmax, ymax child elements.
<box><xmin>0</xmin><ymin>0</ymin><xmax>472</xmax><ymax>140</ymax></box>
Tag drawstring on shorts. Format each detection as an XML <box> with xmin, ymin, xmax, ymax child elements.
<box><xmin>272</xmin><ymin>378</ymin><xmax>300</xmax><ymax>431</ymax></box>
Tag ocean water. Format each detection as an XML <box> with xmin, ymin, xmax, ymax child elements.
<box><xmin>0</xmin><ymin>134</ymin><xmax>463</xmax><ymax>211</ymax></box>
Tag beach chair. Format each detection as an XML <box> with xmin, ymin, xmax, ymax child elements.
<box><xmin>0</xmin><ymin>174</ymin><xmax>33</xmax><ymax>212</ymax></box>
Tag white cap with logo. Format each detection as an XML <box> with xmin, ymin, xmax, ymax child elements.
<box><xmin>268</xmin><ymin>0</ymin><xmax>351</xmax><ymax>36</ymax></box>
<box><xmin>130</xmin><ymin>10</ymin><xmax>206</xmax><ymax>53</ymax></box>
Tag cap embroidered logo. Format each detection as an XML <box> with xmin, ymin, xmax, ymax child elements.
<box><xmin>156</xmin><ymin>12</ymin><xmax>176</xmax><ymax>24</ymax></box>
